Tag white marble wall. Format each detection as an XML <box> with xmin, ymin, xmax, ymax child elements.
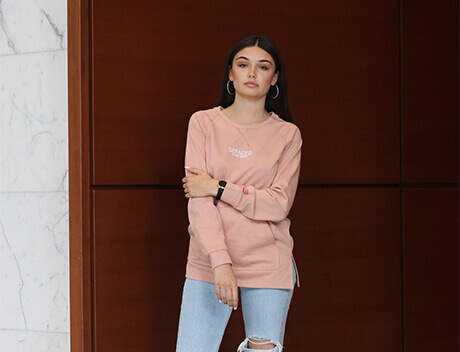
<box><xmin>0</xmin><ymin>0</ymin><xmax>69</xmax><ymax>351</ymax></box>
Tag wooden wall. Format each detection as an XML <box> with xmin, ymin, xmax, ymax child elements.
<box><xmin>69</xmin><ymin>0</ymin><xmax>458</xmax><ymax>351</ymax></box>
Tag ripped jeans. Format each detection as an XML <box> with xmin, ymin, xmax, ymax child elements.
<box><xmin>175</xmin><ymin>258</ymin><xmax>297</xmax><ymax>352</ymax></box>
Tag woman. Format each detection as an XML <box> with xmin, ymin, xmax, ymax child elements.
<box><xmin>176</xmin><ymin>35</ymin><xmax>302</xmax><ymax>352</ymax></box>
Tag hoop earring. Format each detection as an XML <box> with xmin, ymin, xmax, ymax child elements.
<box><xmin>268</xmin><ymin>84</ymin><xmax>279</xmax><ymax>99</ymax></box>
<box><xmin>227</xmin><ymin>80</ymin><xmax>235</xmax><ymax>95</ymax></box>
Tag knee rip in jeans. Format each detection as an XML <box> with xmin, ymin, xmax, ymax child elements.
<box><xmin>236</xmin><ymin>336</ymin><xmax>284</xmax><ymax>351</ymax></box>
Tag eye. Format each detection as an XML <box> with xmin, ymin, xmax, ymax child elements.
<box><xmin>260</xmin><ymin>66</ymin><xmax>268</xmax><ymax>70</ymax></box>
<box><xmin>238</xmin><ymin>63</ymin><xmax>247</xmax><ymax>67</ymax></box>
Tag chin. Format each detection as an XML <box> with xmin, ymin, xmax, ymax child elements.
<box><xmin>238</xmin><ymin>92</ymin><xmax>264</xmax><ymax>99</ymax></box>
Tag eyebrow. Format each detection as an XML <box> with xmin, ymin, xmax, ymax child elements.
<box><xmin>235</xmin><ymin>56</ymin><xmax>273</xmax><ymax>65</ymax></box>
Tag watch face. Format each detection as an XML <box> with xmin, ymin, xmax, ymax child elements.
<box><xmin>218</xmin><ymin>180</ymin><xmax>227</xmax><ymax>187</ymax></box>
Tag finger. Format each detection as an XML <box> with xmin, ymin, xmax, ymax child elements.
<box><xmin>221</xmin><ymin>287</ymin><xmax>226</xmax><ymax>304</ymax></box>
<box><xmin>232</xmin><ymin>286</ymin><xmax>238</xmax><ymax>309</ymax></box>
<box><xmin>226</xmin><ymin>287</ymin><xmax>233</xmax><ymax>308</ymax></box>
<box><xmin>215</xmin><ymin>285</ymin><xmax>222</xmax><ymax>303</ymax></box>
<box><xmin>222</xmin><ymin>287</ymin><xmax>228</xmax><ymax>305</ymax></box>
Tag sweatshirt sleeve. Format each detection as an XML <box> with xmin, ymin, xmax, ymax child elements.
<box><xmin>185</xmin><ymin>112</ymin><xmax>233</xmax><ymax>269</ymax></box>
<box><xmin>219</xmin><ymin>125</ymin><xmax>302</xmax><ymax>222</ymax></box>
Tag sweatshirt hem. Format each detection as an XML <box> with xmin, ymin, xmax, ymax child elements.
<box><xmin>291</xmin><ymin>254</ymin><xmax>301</xmax><ymax>288</ymax></box>
<box><xmin>185</xmin><ymin>247</ymin><xmax>298</xmax><ymax>290</ymax></box>
<box><xmin>185</xmin><ymin>270</ymin><xmax>297</xmax><ymax>290</ymax></box>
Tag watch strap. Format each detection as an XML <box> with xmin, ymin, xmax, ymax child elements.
<box><xmin>216</xmin><ymin>180</ymin><xmax>227</xmax><ymax>201</ymax></box>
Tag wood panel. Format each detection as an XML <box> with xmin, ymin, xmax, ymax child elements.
<box><xmin>279</xmin><ymin>188</ymin><xmax>402</xmax><ymax>351</ymax></box>
<box><xmin>404</xmin><ymin>188</ymin><xmax>458</xmax><ymax>351</ymax></box>
<box><xmin>91</xmin><ymin>0</ymin><xmax>400</xmax><ymax>185</ymax></box>
<box><xmin>93</xmin><ymin>189</ymin><xmax>188</xmax><ymax>351</ymax></box>
<box><xmin>92</xmin><ymin>188</ymin><xmax>255</xmax><ymax>351</ymax></box>
<box><xmin>92</xmin><ymin>187</ymin><xmax>403</xmax><ymax>351</ymax></box>
<box><xmin>402</xmin><ymin>0</ymin><xmax>458</xmax><ymax>183</ymax></box>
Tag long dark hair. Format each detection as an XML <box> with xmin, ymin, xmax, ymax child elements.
<box><xmin>217</xmin><ymin>35</ymin><xmax>293</xmax><ymax>123</ymax></box>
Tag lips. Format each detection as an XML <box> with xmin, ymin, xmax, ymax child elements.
<box><xmin>244</xmin><ymin>82</ymin><xmax>258</xmax><ymax>87</ymax></box>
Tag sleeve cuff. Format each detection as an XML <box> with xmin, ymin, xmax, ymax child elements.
<box><xmin>209</xmin><ymin>249</ymin><xmax>232</xmax><ymax>269</ymax></box>
<box><xmin>219</xmin><ymin>181</ymin><xmax>242</xmax><ymax>207</ymax></box>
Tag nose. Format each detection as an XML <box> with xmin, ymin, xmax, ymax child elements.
<box><xmin>248</xmin><ymin>67</ymin><xmax>256</xmax><ymax>77</ymax></box>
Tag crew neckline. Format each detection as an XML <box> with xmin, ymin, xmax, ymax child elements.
<box><xmin>215</xmin><ymin>105</ymin><xmax>275</xmax><ymax>129</ymax></box>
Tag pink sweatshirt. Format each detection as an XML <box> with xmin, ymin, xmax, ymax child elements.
<box><xmin>184</xmin><ymin>105</ymin><xmax>302</xmax><ymax>289</ymax></box>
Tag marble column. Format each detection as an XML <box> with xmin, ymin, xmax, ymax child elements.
<box><xmin>0</xmin><ymin>0</ymin><xmax>69</xmax><ymax>351</ymax></box>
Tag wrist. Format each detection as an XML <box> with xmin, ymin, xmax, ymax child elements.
<box><xmin>215</xmin><ymin>179</ymin><xmax>227</xmax><ymax>200</ymax></box>
<box><xmin>210</xmin><ymin>179</ymin><xmax>220</xmax><ymax>197</ymax></box>
<box><xmin>213</xmin><ymin>263</ymin><xmax>232</xmax><ymax>270</ymax></box>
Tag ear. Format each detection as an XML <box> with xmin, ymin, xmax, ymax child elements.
<box><xmin>272</xmin><ymin>71</ymin><xmax>279</xmax><ymax>85</ymax></box>
<box><xmin>228</xmin><ymin>65</ymin><xmax>233</xmax><ymax>80</ymax></box>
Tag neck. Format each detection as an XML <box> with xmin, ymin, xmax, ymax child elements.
<box><xmin>225</xmin><ymin>96</ymin><xmax>270</xmax><ymax>124</ymax></box>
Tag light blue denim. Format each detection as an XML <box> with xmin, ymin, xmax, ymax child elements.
<box><xmin>175</xmin><ymin>258</ymin><xmax>297</xmax><ymax>352</ymax></box>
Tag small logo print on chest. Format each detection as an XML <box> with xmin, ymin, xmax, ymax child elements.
<box><xmin>228</xmin><ymin>146</ymin><xmax>252</xmax><ymax>158</ymax></box>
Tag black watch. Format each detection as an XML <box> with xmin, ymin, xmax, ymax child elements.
<box><xmin>216</xmin><ymin>180</ymin><xmax>227</xmax><ymax>201</ymax></box>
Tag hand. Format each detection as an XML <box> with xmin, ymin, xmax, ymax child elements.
<box><xmin>213</xmin><ymin>263</ymin><xmax>238</xmax><ymax>310</ymax></box>
<box><xmin>182</xmin><ymin>167</ymin><xmax>219</xmax><ymax>198</ymax></box>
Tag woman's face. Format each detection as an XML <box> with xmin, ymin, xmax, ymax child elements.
<box><xmin>229</xmin><ymin>46</ymin><xmax>279</xmax><ymax>99</ymax></box>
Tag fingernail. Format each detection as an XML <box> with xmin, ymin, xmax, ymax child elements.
<box><xmin>233</xmin><ymin>306</ymin><xmax>237</xmax><ymax>310</ymax></box>
<box><xmin>218</xmin><ymin>299</ymin><xmax>222</xmax><ymax>303</ymax></box>
<box><xmin>184</xmin><ymin>166</ymin><xmax>190</xmax><ymax>169</ymax></box>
